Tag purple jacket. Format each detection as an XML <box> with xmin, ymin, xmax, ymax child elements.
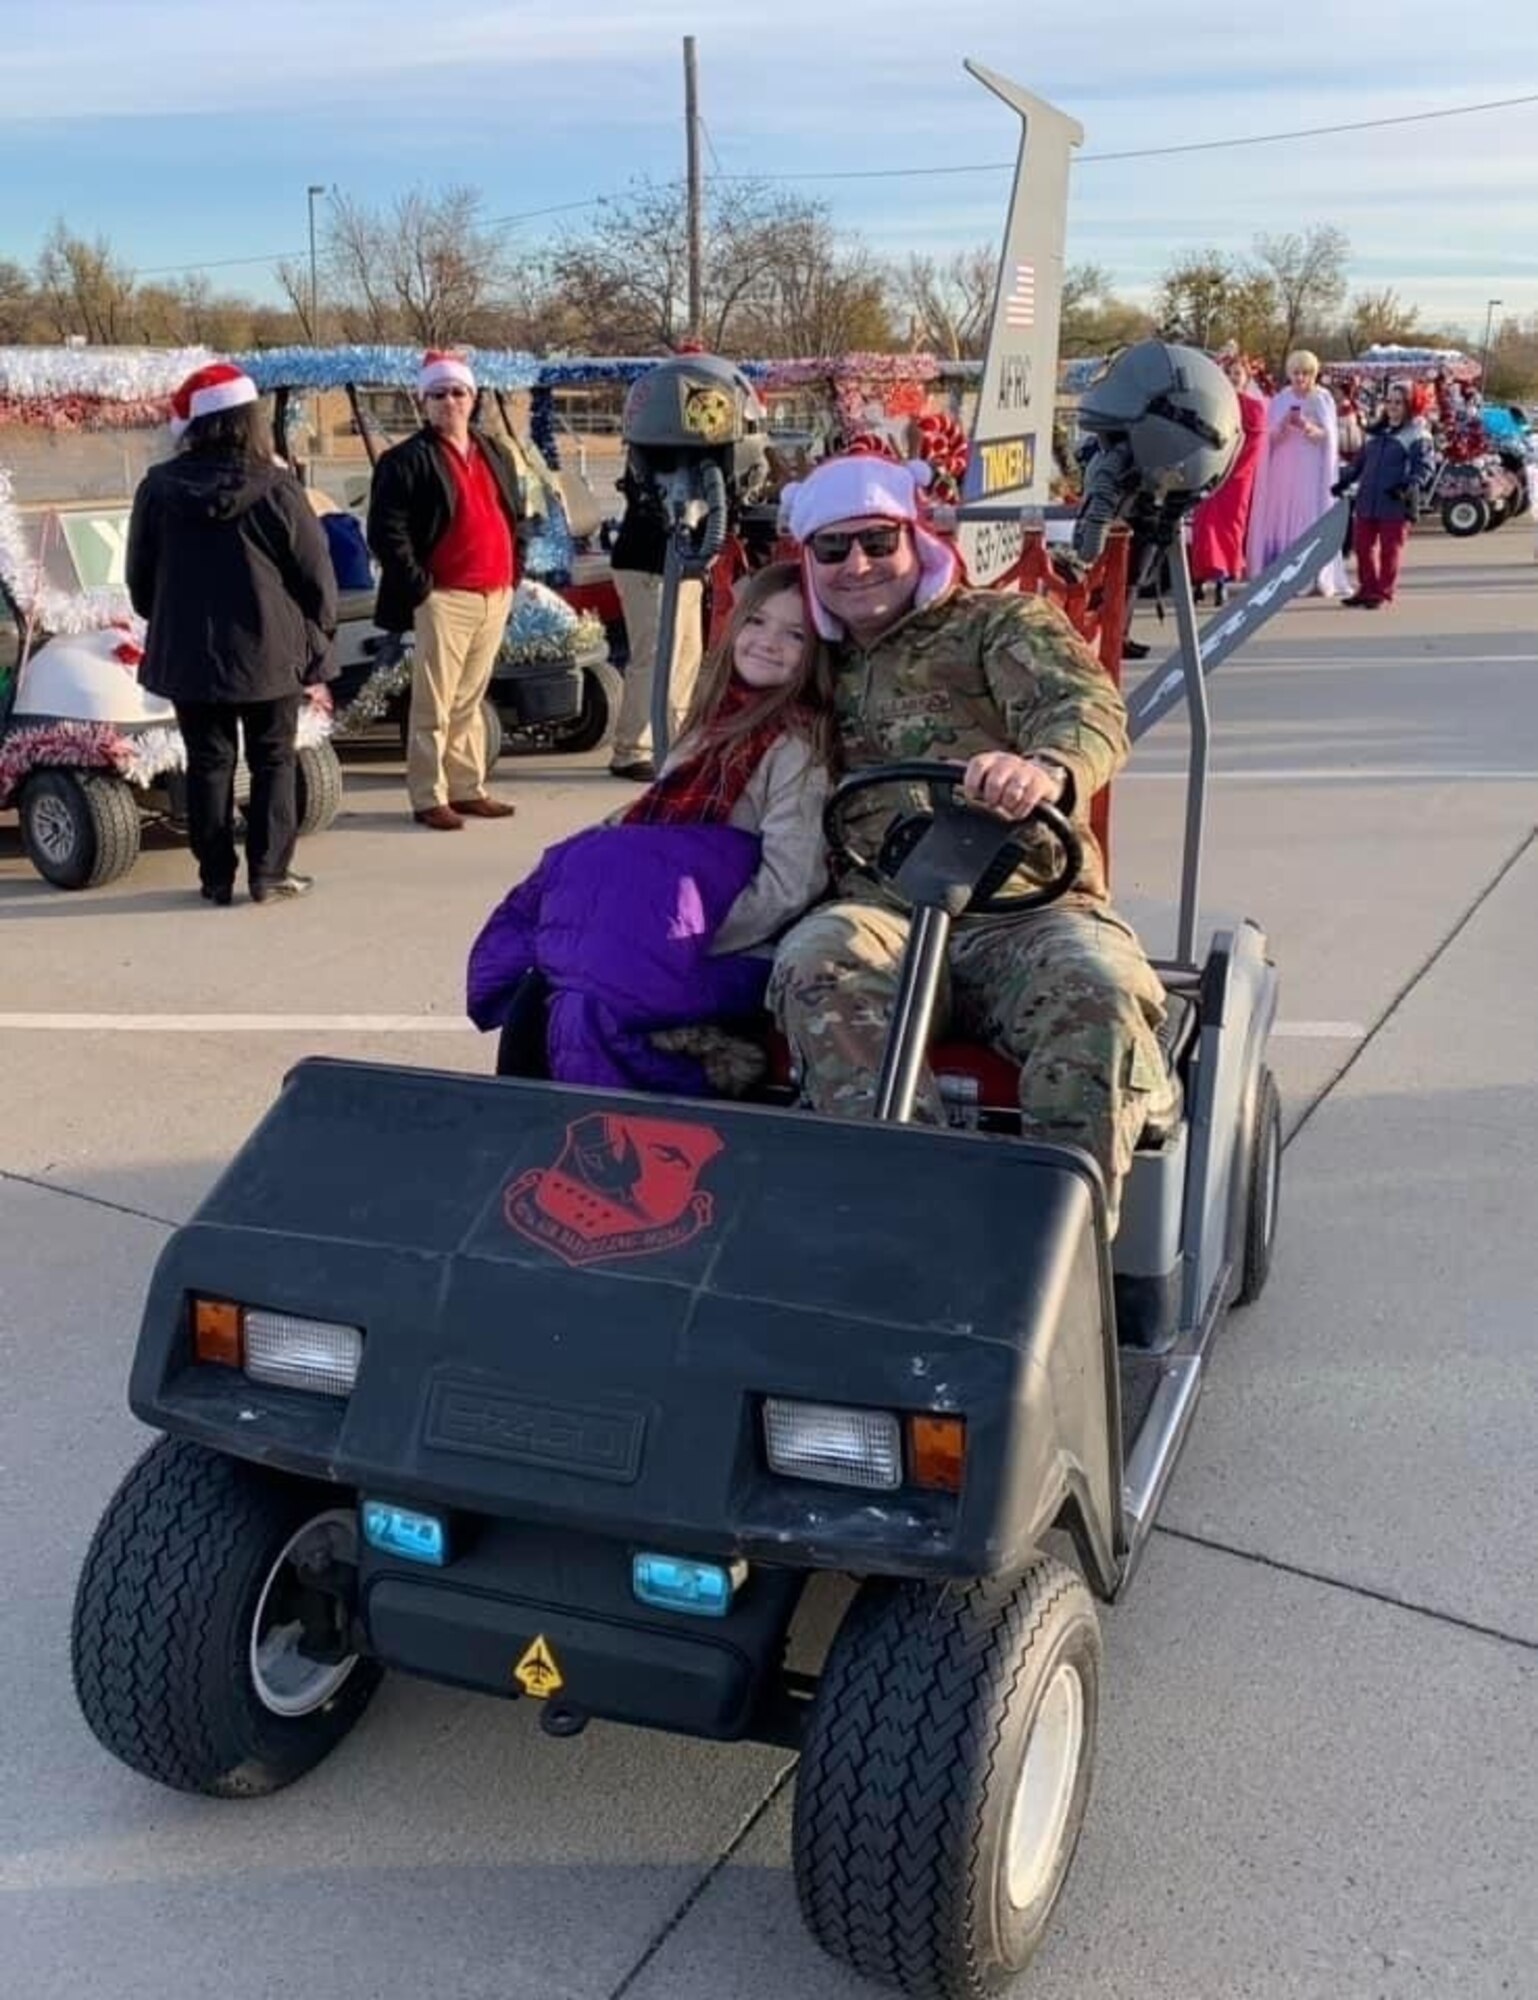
<box><xmin>466</xmin><ymin>822</ymin><xmax>770</xmax><ymax>1095</ymax></box>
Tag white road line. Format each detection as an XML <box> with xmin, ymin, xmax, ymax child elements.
<box><xmin>1209</xmin><ymin>654</ymin><xmax>1535</xmax><ymax>668</ymax></box>
<box><xmin>0</xmin><ymin>1014</ymin><xmax>476</xmax><ymax>1032</ymax></box>
<box><xmin>0</xmin><ymin>1012</ymin><xmax>1365</xmax><ymax>1040</ymax></box>
<box><xmin>1120</xmin><ymin>768</ymin><xmax>1538</xmax><ymax>783</ymax></box>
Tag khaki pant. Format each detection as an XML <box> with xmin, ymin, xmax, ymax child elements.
<box><xmin>769</xmin><ymin>899</ymin><xmax>1172</xmax><ymax>1235</ymax></box>
<box><xmin>407</xmin><ymin>586</ymin><xmax>512</xmax><ymax>811</ymax></box>
<box><xmin>612</xmin><ymin>568</ymin><xmax>704</xmax><ymax>765</ymax></box>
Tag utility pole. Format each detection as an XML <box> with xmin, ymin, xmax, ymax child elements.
<box><xmin>1480</xmin><ymin>298</ymin><xmax>1503</xmax><ymax>391</ymax></box>
<box><xmin>684</xmin><ymin>36</ymin><xmax>703</xmax><ymax>342</ymax></box>
<box><xmin>307</xmin><ymin>184</ymin><xmax>326</xmax><ymax>342</ymax></box>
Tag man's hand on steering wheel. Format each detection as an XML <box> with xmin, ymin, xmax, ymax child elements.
<box><xmin>961</xmin><ymin>750</ymin><xmax>1069</xmax><ymax>821</ymax></box>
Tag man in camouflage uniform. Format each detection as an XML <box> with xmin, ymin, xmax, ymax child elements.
<box><xmin>769</xmin><ymin>453</ymin><xmax>1173</xmax><ymax>1233</ymax></box>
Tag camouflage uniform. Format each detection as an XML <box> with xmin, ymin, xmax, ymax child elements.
<box><xmin>768</xmin><ymin>586</ymin><xmax>1171</xmax><ymax>1232</ymax></box>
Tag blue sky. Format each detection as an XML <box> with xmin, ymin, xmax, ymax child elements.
<box><xmin>1</xmin><ymin>0</ymin><xmax>1534</xmax><ymax>344</ymax></box>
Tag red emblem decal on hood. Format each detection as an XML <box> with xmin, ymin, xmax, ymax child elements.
<box><xmin>504</xmin><ymin>1112</ymin><xmax>724</xmax><ymax>1267</ymax></box>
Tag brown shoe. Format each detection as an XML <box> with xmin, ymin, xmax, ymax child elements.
<box><xmin>449</xmin><ymin>796</ymin><xmax>516</xmax><ymax>819</ymax></box>
<box><xmin>414</xmin><ymin>804</ymin><xmax>464</xmax><ymax>830</ymax></box>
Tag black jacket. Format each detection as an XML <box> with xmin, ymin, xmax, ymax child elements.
<box><xmin>365</xmin><ymin>426</ymin><xmax>524</xmax><ymax>632</ymax></box>
<box><xmin>126</xmin><ymin>452</ymin><xmax>338</xmax><ymax>705</ymax></box>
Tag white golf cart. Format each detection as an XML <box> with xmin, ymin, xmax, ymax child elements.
<box><xmin>0</xmin><ymin>346</ymin><xmax>343</xmax><ymax>891</ymax></box>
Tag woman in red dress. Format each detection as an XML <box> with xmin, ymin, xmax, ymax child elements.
<box><xmin>1190</xmin><ymin>351</ymin><xmax>1267</xmax><ymax>604</ymax></box>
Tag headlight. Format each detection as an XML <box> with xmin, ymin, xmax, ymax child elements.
<box><xmin>762</xmin><ymin>1397</ymin><xmax>901</xmax><ymax>1492</ymax></box>
<box><xmin>244</xmin><ymin>1310</ymin><xmax>362</xmax><ymax>1397</ymax></box>
<box><xmin>191</xmin><ymin>1295</ymin><xmax>362</xmax><ymax>1398</ymax></box>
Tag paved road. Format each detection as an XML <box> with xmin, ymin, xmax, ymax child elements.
<box><xmin>3</xmin><ymin>523</ymin><xmax>1535</xmax><ymax>1998</ymax></box>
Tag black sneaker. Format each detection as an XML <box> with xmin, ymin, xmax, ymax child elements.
<box><xmin>609</xmin><ymin>759</ymin><xmax>656</xmax><ymax>782</ymax></box>
<box><xmin>251</xmin><ymin>872</ymin><xmax>313</xmax><ymax>904</ymax></box>
<box><xmin>199</xmin><ymin>881</ymin><xmax>234</xmax><ymax>907</ymax></box>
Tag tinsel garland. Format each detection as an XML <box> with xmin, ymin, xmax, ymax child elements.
<box><xmin>236</xmin><ymin>346</ymin><xmax>543</xmax><ymax>393</ymax></box>
<box><xmin>500</xmin><ymin>579</ymin><xmax>605</xmax><ymax>664</ymax></box>
<box><xmin>0</xmin><ymin>718</ymin><xmax>184</xmax><ymax>807</ymax></box>
<box><xmin>0</xmin><ymin>345</ymin><xmax>214</xmax><ymax>429</ymax></box>
<box><xmin>331</xmin><ymin>652</ymin><xmax>412</xmax><ymax>735</ymax></box>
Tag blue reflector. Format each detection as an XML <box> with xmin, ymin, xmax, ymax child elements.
<box><xmin>362</xmin><ymin>1500</ymin><xmax>447</xmax><ymax>1566</ymax></box>
<box><xmin>632</xmin><ymin>1553</ymin><xmax>743</xmax><ymax>1618</ymax></box>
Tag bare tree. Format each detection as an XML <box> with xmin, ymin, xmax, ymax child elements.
<box><xmin>547</xmin><ymin>177</ymin><xmax>877</xmax><ymax>356</ymax></box>
<box><xmin>1253</xmin><ymin>225</ymin><xmax>1349</xmax><ymax>368</ymax></box>
<box><xmin>1060</xmin><ymin>263</ymin><xmax>1156</xmax><ymax>357</ymax></box>
<box><xmin>1341</xmin><ymin>287</ymin><xmax>1422</xmax><ymax>356</ymax></box>
<box><xmin>888</xmin><ymin>246</ymin><xmax>995</xmax><ymax>358</ymax></box>
<box><xmin>35</xmin><ymin>223</ymin><xmax>136</xmax><ymax>343</ymax></box>
<box><xmin>0</xmin><ymin>259</ymin><xmax>39</xmax><ymax>341</ymax></box>
<box><xmin>1154</xmin><ymin>250</ymin><xmax>1244</xmax><ymax>349</ymax></box>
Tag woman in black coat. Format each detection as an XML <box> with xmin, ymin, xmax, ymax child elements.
<box><xmin>126</xmin><ymin>363</ymin><xmax>337</xmax><ymax>904</ymax></box>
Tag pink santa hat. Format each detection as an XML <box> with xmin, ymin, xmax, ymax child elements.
<box><xmin>781</xmin><ymin>453</ymin><xmax>961</xmax><ymax>639</ymax></box>
<box><xmin>417</xmin><ymin>350</ymin><xmax>477</xmax><ymax>397</ymax></box>
<box><xmin>168</xmin><ymin>361</ymin><xmax>258</xmax><ymax>440</ymax></box>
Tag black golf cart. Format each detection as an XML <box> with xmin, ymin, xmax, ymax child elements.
<box><xmin>68</xmin><ymin>435</ymin><xmax>1333</xmax><ymax>1992</ymax></box>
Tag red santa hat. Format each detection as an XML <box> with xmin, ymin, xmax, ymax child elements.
<box><xmin>417</xmin><ymin>350</ymin><xmax>477</xmax><ymax>397</ymax></box>
<box><xmin>781</xmin><ymin>452</ymin><xmax>961</xmax><ymax>639</ymax></box>
<box><xmin>168</xmin><ymin>361</ymin><xmax>258</xmax><ymax>439</ymax></box>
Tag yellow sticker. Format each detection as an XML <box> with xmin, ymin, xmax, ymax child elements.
<box><xmin>513</xmin><ymin>1634</ymin><xmax>564</xmax><ymax>1700</ymax></box>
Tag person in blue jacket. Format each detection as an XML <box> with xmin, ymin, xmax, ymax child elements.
<box><xmin>1334</xmin><ymin>381</ymin><xmax>1433</xmax><ymax>609</ymax></box>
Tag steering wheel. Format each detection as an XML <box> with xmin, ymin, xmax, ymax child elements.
<box><xmin>823</xmin><ymin>760</ymin><xmax>1084</xmax><ymax>918</ymax></box>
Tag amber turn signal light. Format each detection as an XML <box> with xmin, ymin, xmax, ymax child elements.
<box><xmin>192</xmin><ymin>1296</ymin><xmax>243</xmax><ymax>1367</ymax></box>
<box><xmin>908</xmin><ymin>1414</ymin><xmax>966</xmax><ymax>1494</ymax></box>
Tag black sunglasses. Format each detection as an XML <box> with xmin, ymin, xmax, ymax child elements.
<box><xmin>807</xmin><ymin>524</ymin><xmax>904</xmax><ymax>564</ymax></box>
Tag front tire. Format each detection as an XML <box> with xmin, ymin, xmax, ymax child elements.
<box><xmin>18</xmin><ymin>768</ymin><xmax>142</xmax><ymax>889</ymax></box>
<box><xmin>794</xmin><ymin>1560</ymin><xmax>1101</xmax><ymax>1998</ymax></box>
<box><xmin>71</xmin><ymin>1437</ymin><xmax>380</xmax><ymax>1797</ymax></box>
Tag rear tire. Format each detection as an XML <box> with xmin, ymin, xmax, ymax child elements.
<box><xmin>482</xmin><ymin>697</ymin><xmax>505</xmax><ymax>766</ymax></box>
<box><xmin>71</xmin><ymin>1436</ymin><xmax>380</xmax><ymax>1797</ymax></box>
<box><xmin>1441</xmin><ymin>496</ymin><xmax>1488</xmax><ymax>537</ymax></box>
<box><xmin>1234</xmin><ymin>1065</ymin><xmax>1281</xmax><ymax>1306</ymax></box>
<box><xmin>18</xmin><ymin>768</ymin><xmax>141</xmax><ymax>889</ymax></box>
<box><xmin>794</xmin><ymin>1560</ymin><xmax>1100</xmax><ymax>1998</ymax></box>
<box><xmin>294</xmin><ymin>740</ymin><xmax>344</xmax><ymax>836</ymax></box>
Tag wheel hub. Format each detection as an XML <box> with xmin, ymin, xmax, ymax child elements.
<box><xmin>1004</xmin><ymin>1660</ymin><xmax>1085</xmax><ymax>1911</ymax></box>
<box><xmin>29</xmin><ymin>793</ymin><xmax>79</xmax><ymax>865</ymax></box>
<box><xmin>249</xmin><ymin>1509</ymin><xmax>360</xmax><ymax>1717</ymax></box>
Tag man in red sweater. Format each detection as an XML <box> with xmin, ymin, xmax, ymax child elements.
<box><xmin>367</xmin><ymin>351</ymin><xmax>521</xmax><ymax>828</ymax></box>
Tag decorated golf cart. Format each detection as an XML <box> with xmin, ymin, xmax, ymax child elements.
<box><xmin>235</xmin><ymin>347</ymin><xmax>622</xmax><ymax>759</ymax></box>
<box><xmin>0</xmin><ymin>346</ymin><xmax>342</xmax><ymax>889</ymax></box>
<box><xmin>1322</xmin><ymin>346</ymin><xmax>1533</xmax><ymax>537</ymax></box>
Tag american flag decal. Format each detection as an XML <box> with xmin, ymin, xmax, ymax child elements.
<box><xmin>1004</xmin><ymin>262</ymin><xmax>1036</xmax><ymax>329</ymax></box>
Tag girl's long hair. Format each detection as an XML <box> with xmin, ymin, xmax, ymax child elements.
<box><xmin>676</xmin><ymin>561</ymin><xmax>835</xmax><ymax>770</ymax></box>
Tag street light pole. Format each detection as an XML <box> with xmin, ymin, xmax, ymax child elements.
<box><xmin>306</xmin><ymin>184</ymin><xmax>326</xmax><ymax>342</ymax></box>
<box><xmin>1480</xmin><ymin>298</ymin><xmax>1503</xmax><ymax>390</ymax></box>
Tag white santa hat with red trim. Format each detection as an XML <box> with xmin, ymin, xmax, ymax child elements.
<box><xmin>417</xmin><ymin>350</ymin><xmax>477</xmax><ymax>397</ymax></box>
<box><xmin>781</xmin><ymin>452</ymin><xmax>961</xmax><ymax>639</ymax></box>
<box><xmin>168</xmin><ymin>361</ymin><xmax>258</xmax><ymax>439</ymax></box>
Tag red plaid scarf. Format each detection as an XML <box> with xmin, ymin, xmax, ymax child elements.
<box><xmin>622</xmin><ymin>683</ymin><xmax>811</xmax><ymax>826</ymax></box>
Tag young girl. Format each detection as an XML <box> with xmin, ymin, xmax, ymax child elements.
<box><xmin>467</xmin><ymin>563</ymin><xmax>833</xmax><ymax>1095</ymax></box>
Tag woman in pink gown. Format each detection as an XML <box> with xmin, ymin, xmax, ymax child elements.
<box><xmin>1189</xmin><ymin>352</ymin><xmax>1266</xmax><ymax>603</ymax></box>
<box><xmin>1246</xmin><ymin>349</ymin><xmax>1348</xmax><ymax>597</ymax></box>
